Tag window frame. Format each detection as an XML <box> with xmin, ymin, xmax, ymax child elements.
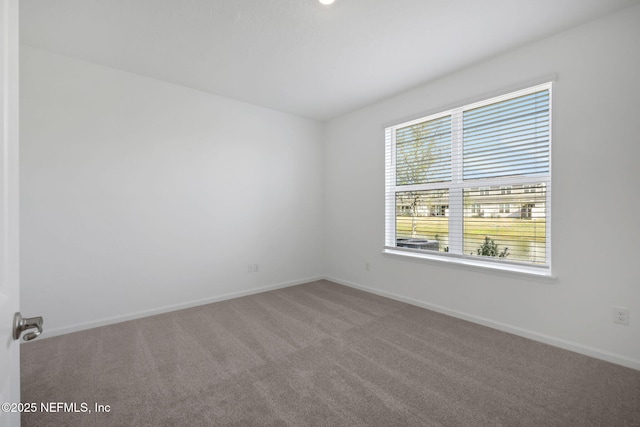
<box><xmin>384</xmin><ymin>83</ymin><xmax>552</xmax><ymax>277</ymax></box>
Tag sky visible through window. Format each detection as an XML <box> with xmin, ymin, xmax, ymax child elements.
<box><xmin>463</xmin><ymin>90</ymin><xmax>549</xmax><ymax>180</ymax></box>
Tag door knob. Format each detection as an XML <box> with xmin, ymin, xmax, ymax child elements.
<box><xmin>13</xmin><ymin>312</ymin><xmax>44</xmax><ymax>341</ymax></box>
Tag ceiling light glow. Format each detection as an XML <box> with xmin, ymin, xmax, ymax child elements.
<box><xmin>319</xmin><ymin>0</ymin><xmax>335</xmax><ymax>5</ymax></box>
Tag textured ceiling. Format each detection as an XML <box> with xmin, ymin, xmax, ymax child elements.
<box><xmin>20</xmin><ymin>0</ymin><xmax>639</xmax><ymax>121</ymax></box>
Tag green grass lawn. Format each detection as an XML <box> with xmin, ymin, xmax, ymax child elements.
<box><xmin>397</xmin><ymin>216</ymin><xmax>546</xmax><ymax>263</ymax></box>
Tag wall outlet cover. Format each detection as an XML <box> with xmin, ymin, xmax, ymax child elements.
<box><xmin>613</xmin><ymin>307</ymin><xmax>629</xmax><ymax>325</ymax></box>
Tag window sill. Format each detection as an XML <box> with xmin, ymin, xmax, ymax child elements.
<box><xmin>383</xmin><ymin>247</ymin><xmax>556</xmax><ymax>284</ymax></box>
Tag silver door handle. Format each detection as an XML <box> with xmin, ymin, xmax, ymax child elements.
<box><xmin>13</xmin><ymin>312</ymin><xmax>44</xmax><ymax>341</ymax></box>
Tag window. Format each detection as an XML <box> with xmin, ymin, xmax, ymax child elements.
<box><xmin>520</xmin><ymin>203</ymin><xmax>534</xmax><ymax>219</ymax></box>
<box><xmin>385</xmin><ymin>83</ymin><xmax>551</xmax><ymax>274</ymax></box>
<box><xmin>432</xmin><ymin>204</ymin><xmax>448</xmax><ymax>216</ymax></box>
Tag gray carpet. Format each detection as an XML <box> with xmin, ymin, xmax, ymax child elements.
<box><xmin>21</xmin><ymin>280</ymin><xmax>640</xmax><ymax>426</ymax></box>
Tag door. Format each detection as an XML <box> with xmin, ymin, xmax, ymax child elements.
<box><xmin>0</xmin><ymin>0</ymin><xmax>20</xmax><ymax>425</ymax></box>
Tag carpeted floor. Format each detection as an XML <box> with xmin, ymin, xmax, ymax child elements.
<box><xmin>21</xmin><ymin>280</ymin><xmax>640</xmax><ymax>426</ymax></box>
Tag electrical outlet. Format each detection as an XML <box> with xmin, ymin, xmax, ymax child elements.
<box><xmin>613</xmin><ymin>307</ymin><xmax>629</xmax><ymax>325</ymax></box>
<box><xmin>365</xmin><ymin>261</ymin><xmax>370</xmax><ymax>271</ymax></box>
<box><xmin>254</xmin><ymin>264</ymin><xmax>259</xmax><ymax>272</ymax></box>
<box><xmin>248</xmin><ymin>264</ymin><xmax>254</xmax><ymax>273</ymax></box>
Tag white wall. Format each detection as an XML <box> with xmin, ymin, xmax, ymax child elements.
<box><xmin>20</xmin><ymin>46</ymin><xmax>325</xmax><ymax>336</ymax></box>
<box><xmin>324</xmin><ymin>5</ymin><xmax>640</xmax><ymax>369</ymax></box>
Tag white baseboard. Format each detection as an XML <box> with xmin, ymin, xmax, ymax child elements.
<box><xmin>33</xmin><ymin>275</ymin><xmax>324</xmax><ymax>340</ymax></box>
<box><xmin>325</xmin><ymin>275</ymin><xmax>640</xmax><ymax>371</ymax></box>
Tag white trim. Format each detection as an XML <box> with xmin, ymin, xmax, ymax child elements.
<box><xmin>546</xmin><ymin>86</ymin><xmax>553</xmax><ymax>273</ymax></box>
<box><xmin>326</xmin><ymin>276</ymin><xmax>640</xmax><ymax>371</ymax></box>
<box><xmin>383</xmin><ymin>247</ymin><xmax>554</xmax><ymax>282</ymax></box>
<box><xmin>384</xmin><ymin>127</ymin><xmax>396</xmax><ymax>247</ymax></box>
<box><xmin>462</xmin><ymin>82</ymin><xmax>551</xmax><ymax>112</ymax></box>
<box><xmin>381</xmin><ymin>74</ymin><xmax>558</xmax><ymax>130</ymax></box>
<box><xmin>25</xmin><ymin>275</ymin><xmax>324</xmax><ymax>340</ymax></box>
<box><xmin>449</xmin><ymin>110</ymin><xmax>463</xmax><ymax>253</ymax></box>
<box><xmin>391</xmin><ymin>109</ymin><xmax>452</xmax><ymax>130</ymax></box>
<box><xmin>1</xmin><ymin>0</ymin><xmax>21</xmax><ymax>422</ymax></box>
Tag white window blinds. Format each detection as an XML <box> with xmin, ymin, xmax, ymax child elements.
<box><xmin>385</xmin><ymin>83</ymin><xmax>552</xmax><ymax>274</ymax></box>
<box><xmin>463</xmin><ymin>90</ymin><xmax>550</xmax><ymax>180</ymax></box>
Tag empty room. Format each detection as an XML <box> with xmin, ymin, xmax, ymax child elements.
<box><xmin>2</xmin><ymin>0</ymin><xmax>640</xmax><ymax>426</ymax></box>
